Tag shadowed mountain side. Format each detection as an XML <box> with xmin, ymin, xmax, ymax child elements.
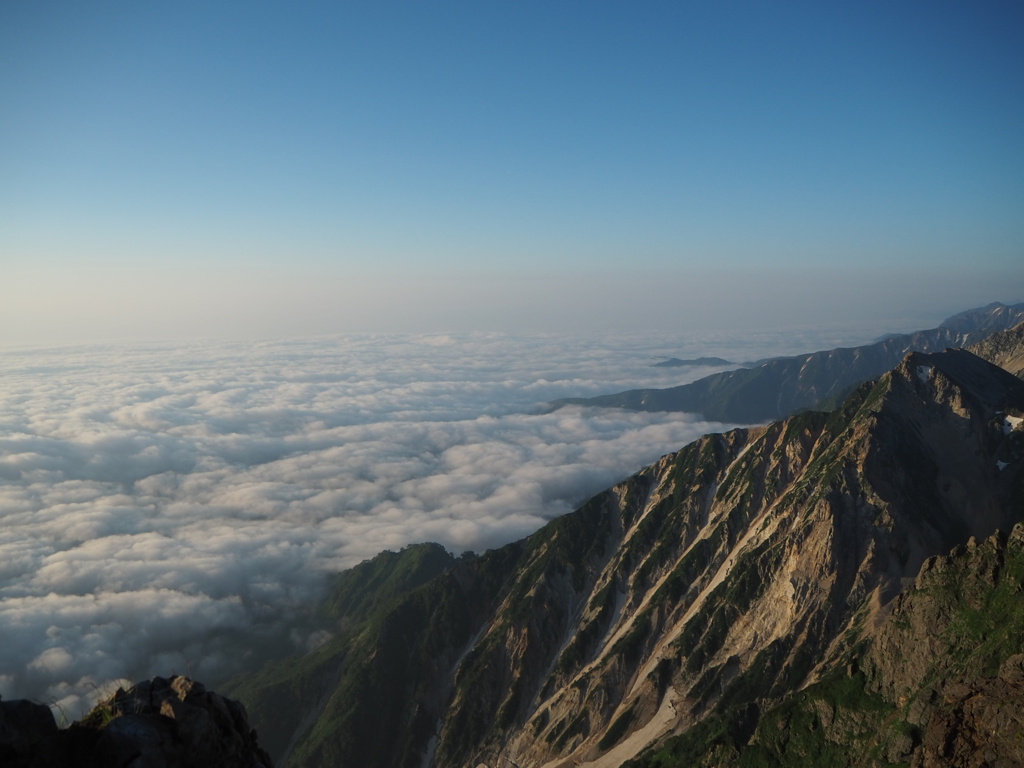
<box><xmin>230</xmin><ymin>346</ymin><xmax>1024</xmax><ymax>767</ymax></box>
<box><xmin>548</xmin><ymin>302</ymin><xmax>1024</xmax><ymax>423</ymax></box>
<box><xmin>222</xmin><ymin>542</ymin><xmax>476</xmax><ymax>765</ymax></box>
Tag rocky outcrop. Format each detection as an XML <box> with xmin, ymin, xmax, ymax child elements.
<box><xmin>0</xmin><ymin>676</ymin><xmax>272</xmax><ymax>768</ymax></box>
<box><xmin>234</xmin><ymin>345</ymin><xmax>1024</xmax><ymax>767</ymax></box>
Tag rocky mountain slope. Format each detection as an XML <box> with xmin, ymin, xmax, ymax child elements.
<box><xmin>229</xmin><ymin>341</ymin><xmax>1024</xmax><ymax>767</ymax></box>
<box><xmin>629</xmin><ymin>524</ymin><xmax>1024</xmax><ymax>767</ymax></box>
<box><xmin>970</xmin><ymin>319</ymin><xmax>1024</xmax><ymax>377</ymax></box>
<box><xmin>548</xmin><ymin>301</ymin><xmax>1024</xmax><ymax>422</ymax></box>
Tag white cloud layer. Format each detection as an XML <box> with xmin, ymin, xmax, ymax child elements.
<box><xmin>0</xmin><ymin>327</ymin><xmax>881</xmax><ymax>714</ymax></box>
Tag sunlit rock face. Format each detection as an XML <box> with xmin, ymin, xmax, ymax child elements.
<box><xmin>231</xmin><ymin>344</ymin><xmax>1024</xmax><ymax>767</ymax></box>
<box><xmin>970</xmin><ymin>318</ymin><xmax>1024</xmax><ymax>378</ymax></box>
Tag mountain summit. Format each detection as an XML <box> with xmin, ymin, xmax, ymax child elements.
<box><xmin>231</xmin><ymin>341</ymin><xmax>1024</xmax><ymax>767</ymax></box>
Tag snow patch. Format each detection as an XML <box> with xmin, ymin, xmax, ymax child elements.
<box><xmin>916</xmin><ymin>365</ymin><xmax>932</xmax><ymax>384</ymax></box>
<box><xmin>419</xmin><ymin>735</ymin><xmax>438</xmax><ymax>768</ymax></box>
<box><xmin>997</xmin><ymin>461</ymin><xmax>1009</xmax><ymax>471</ymax></box>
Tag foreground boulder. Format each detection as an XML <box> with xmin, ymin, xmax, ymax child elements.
<box><xmin>0</xmin><ymin>676</ymin><xmax>272</xmax><ymax>768</ymax></box>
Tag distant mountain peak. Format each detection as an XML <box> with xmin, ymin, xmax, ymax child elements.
<box><xmin>939</xmin><ymin>300</ymin><xmax>1024</xmax><ymax>331</ymax></box>
<box><xmin>549</xmin><ymin>301</ymin><xmax>1024</xmax><ymax>423</ymax></box>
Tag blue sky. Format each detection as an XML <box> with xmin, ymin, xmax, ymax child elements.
<box><xmin>2</xmin><ymin>1</ymin><xmax>1022</xmax><ymax>344</ymax></box>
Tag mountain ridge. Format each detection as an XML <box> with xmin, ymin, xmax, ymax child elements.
<box><xmin>548</xmin><ymin>301</ymin><xmax>1024</xmax><ymax>423</ymax></box>
<box><xmin>228</xmin><ymin>337</ymin><xmax>1024</xmax><ymax>767</ymax></box>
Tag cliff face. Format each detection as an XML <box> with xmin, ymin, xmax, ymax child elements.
<box><xmin>233</xmin><ymin>344</ymin><xmax>1024</xmax><ymax>768</ymax></box>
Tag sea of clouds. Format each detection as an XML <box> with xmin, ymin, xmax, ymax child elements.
<box><xmin>0</xmin><ymin>326</ymin><xmax>881</xmax><ymax>715</ymax></box>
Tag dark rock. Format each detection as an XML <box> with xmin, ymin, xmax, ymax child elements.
<box><xmin>0</xmin><ymin>698</ymin><xmax>64</xmax><ymax>767</ymax></box>
<box><xmin>0</xmin><ymin>676</ymin><xmax>272</xmax><ymax>768</ymax></box>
